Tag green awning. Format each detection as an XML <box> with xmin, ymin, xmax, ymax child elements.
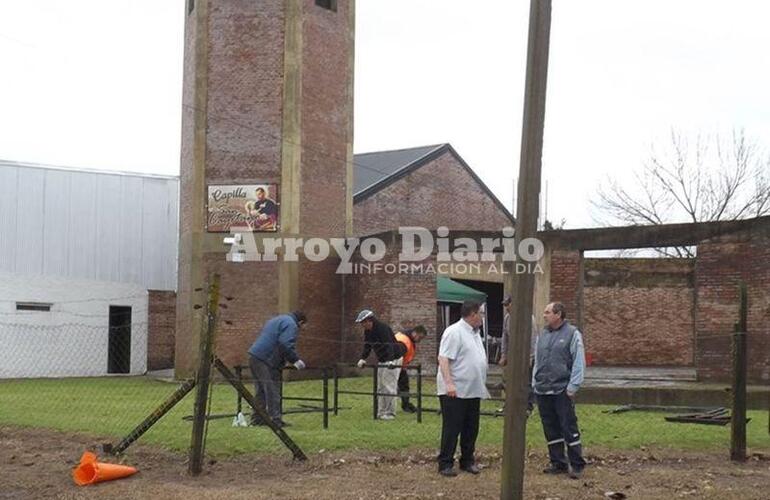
<box><xmin>436</xmin><ymin>276</ymin><xmax>487</xmax><ymax>304</ymax></box>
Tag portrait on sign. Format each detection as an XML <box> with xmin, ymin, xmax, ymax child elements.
<box><xmin>207</xmin><ymin>184</ymin><xmax>279</xmax><ymax>232</ymax></box>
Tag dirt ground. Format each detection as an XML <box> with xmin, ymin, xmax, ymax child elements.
<box><xmin>2</xmin><ymin>426</ymin><xmax>769</xmax><ymax>500</ymax></box>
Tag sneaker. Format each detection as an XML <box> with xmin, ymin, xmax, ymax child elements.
<box><xmin>379</xmin><ymin>414</ymin><xmax>395</xmax><ymax>420</ymax></box>
<box><xmin>402</xmin><ymin>403</ymin><xmax>417</xmax><ymax>413</ymax></box>
<box><xmin>542</xmin><ymin>464</ymin><xmax>568</xmax><ymax>475</ymax></box>
<box><xmin>273</xmin><ymin>419</ymin><xmax>291</xmax><ymax>428</ymax></box>
<box><xmin>459</xmin><ymin>463</ymin><xmax>481</xmax><ymax>474</ymax></box>
<box><xmin>438</xmin><ymin>467</ymin><xmax>458</xmax><ymax>477</ymax></box>
<box><xmin>568</xmin><ymin>468</ymin><xmax>583</xmax><ymax>480</ymax></box>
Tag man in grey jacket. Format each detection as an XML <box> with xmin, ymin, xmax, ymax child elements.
<box><xmin>532</xmin><ymin>302</ymin><xmax>586</xmax><ymax>479</ymax></box>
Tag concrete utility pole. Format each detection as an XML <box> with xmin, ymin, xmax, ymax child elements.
<box><xmin>501</xmin><ymin>1</ymin><xmax>552</xmax><ymax>499</ymax></box>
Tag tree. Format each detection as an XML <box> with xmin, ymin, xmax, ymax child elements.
<box><xmin>593</xmin><ymin>129</ymin><xmax>770</xmax><ymax>257</ymax></box>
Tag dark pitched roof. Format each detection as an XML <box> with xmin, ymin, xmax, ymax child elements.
<box><xmin>353</xmin><ymin>143</ymin><xmax>514</xmax><ymax>223</ymax></box>
<box><xmin>353</xmin><ymin>144</ymin><xmax>445</xmax><ymax>195</ymax></box>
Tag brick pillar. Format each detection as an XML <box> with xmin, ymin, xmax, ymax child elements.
<box><xmin>176</xmin><ymin>0</ymin><xmax>355</xmax><ymax>376</ymax></box>
<box><xmin>548</xmin><ymin>249</ymin><xmax>582</xmax><ymax>325</ymax></box>
<box><xmin>695</xmin><ymin>232</ymin><xmax>770</xmax><ymax>383</ymax></box>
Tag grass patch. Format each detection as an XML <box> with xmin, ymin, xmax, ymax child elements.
<box><xmin>1</xmin><ymin>376</ymin><xmax>767</xmax><ymax>457</ymax></box>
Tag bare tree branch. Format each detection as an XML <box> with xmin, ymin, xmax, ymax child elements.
<box><xmin>592</xmin><ymin>128</ymin><xmax>770</xmax><ymax>257</ymax></box>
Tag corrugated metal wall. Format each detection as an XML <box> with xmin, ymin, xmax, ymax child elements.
<box><xmin>0</xmin><ymin>161</ymin><xmax>178</xmax><ymax>291</ymax></box>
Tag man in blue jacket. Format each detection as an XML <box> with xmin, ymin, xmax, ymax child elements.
<box><xmin>247</xmin><ymin>311</ymin><xmax>307</xmax><ymax>427</ymax></box>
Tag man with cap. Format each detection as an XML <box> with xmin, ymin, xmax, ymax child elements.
<box><xmin>356</xmin><ymin>309</ymin><xmax>406</xmax><ymax>420</ymax></box>
<box><xmin>247</xmin><ymin>311</ymin><xmax>307</xmax><ymax>427</ymax></box>
<box><xmin>394</xmin><ymin>325</ymin><xmax>428</xmax><ymax>413</ymax></box>
<box><xmin>499</xmin><ymin>294</ymin><xmax>538</xmax><ymax>415</ymax></box>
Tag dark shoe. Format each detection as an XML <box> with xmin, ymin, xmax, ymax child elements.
<box><xmin>402</xmin><ymin>403</ymin><xmax>417</xmax><ymax>413</ymax></box>
<box><xmin>273</xmin><ymin>419</ymin><xmax>291</xmax><ymax>428</ymax></box>
<box><xmin>250</xmin><ymin>420</ymin><xmax>266</xmax><ymax>427</ymax></box>
<box><xmin>460</xmin><ymin>463</ymin><xmax>481</xmax><ymax>475</ymax></box>
<box><xmin>568</xmin><ymin>468</ymin><xmax>583</xmax><ymax>480</ymax></box>
<box><xmin>542</xmin><ymin>464</ymin><xmax>568</xmax><ymax>475</ymax></box>
<box><xmin>438</xmin><ymin>467</ymin><xmax>458</xmax><ymax>477</ymax></box>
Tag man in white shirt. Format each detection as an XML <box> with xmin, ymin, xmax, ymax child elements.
<box><xmin>436</xmin><ymin>300</ymin><xmax>490</xmax><ymax>477</ymax></box>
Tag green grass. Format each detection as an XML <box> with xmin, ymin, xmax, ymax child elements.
<box><xmin>0</xmin><ymin>376</ymin><xmax>767</xmax><ymax>457</ymax></box>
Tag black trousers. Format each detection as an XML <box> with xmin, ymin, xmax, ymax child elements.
<box><xmin>397</xmin><ymin>369</ymin><xmax>410</xmax><ymax>406</ymax></box>
<box><xmin>438</xmin><ymin>396</ymin><xmax>480</xmax><ymax>470</ymax></box>
<box><xmin>536</xmin><ymin>392</ymin><xmax>586</xmax><ymax>470</ymax></box>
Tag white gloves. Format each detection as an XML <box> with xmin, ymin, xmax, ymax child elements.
<box><xmin>356</xmin><ymin>359</ymin><xmax>367</xmax><ymax>368</ymax></box>
<box><xmin>386</xmin><ymin>361</ymin><xmax>396</xmax><ymax>369</ymax></box>
<box><xmin>294</xmin><ymin>359</ymin><xmax>306</xmax><ymax>370</ymax></box>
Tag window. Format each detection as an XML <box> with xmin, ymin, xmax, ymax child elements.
<box><xmin>16</xmin><ymin>302</ymin><xmax>52</xmax><ymax>312</ymax></box>
<box><xmin>315</xmin><ymin>0</ymin><xmax>337</xmax><ymax>12</ymax></box>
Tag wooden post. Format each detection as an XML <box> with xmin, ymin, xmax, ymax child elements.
<box><xmin>731</xmin><ymin>282</ymin><xmax>748</xmax><ymax>462</ymax></box>
<box><xmin>189</xmin><ymin>273</ymin><xmax>220</xmax><ymax>475</ymax></box>
<box><xmin>501</xmin><ymin>1</ymin><xmax>552</xmax><ymax>498</ymax></box>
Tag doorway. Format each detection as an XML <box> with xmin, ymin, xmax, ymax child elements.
<box><xmin>108</xmin><ymin>306</ymin><xmax>132</xmax><ymax>374</ymax></box>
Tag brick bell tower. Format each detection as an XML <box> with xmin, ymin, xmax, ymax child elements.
<box><xmin>176</xmin><ymin>0</ymin><xmax>355</xmax><ymax>376</ymax></box>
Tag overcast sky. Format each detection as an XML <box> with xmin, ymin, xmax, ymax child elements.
<box><xmin>1</xmin><ymin>0</ymin><xmax>768</xmax><ymax>229</ymax></box>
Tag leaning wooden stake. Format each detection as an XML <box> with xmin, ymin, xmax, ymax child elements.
<box><xmin>189</xmin><ymin>274</ymin><xmax>220</xmax><ymax>475</ymax></box>
<box><xmin>104</xmin><ymin>378</ymin><xmax>196</xmax><ymax>455</ymax></box>
<box><xmin>731</xmin><ymin>282</ymin><xmax>748</xmax><ymax>462</ymax></box>
<box><xmin>213</xmin><ymin>356</ymin><xmax>307</xmax><ymax>461</ymax></box>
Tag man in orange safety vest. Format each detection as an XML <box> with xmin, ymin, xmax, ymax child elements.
<box><xmin>394</xmin><ymin>325</ymin><xmax>428</xmax><ymax>413</ymax></box>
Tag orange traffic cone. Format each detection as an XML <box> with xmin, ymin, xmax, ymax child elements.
<box><xmin>73</xmin><ymin>451</ymin><xmax>138</xmax><ymax>486</ymax></box>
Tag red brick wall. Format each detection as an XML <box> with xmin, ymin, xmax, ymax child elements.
<box><xmin>582</xmin><ymin>259</ymin><xmax>695</xmax><ymax>366</ymax></box>
<box><xmin>204</xmin><ymin>256</ymin><xmax>280</xmax><ymax>371</ymax></box>
<box><xmin>206</xmin><ymin>0</ymin><xmax>285</xmax><ymax>183</ymax></box>
<box><xmin>547</xmin><ymin>230</ymin><xmax>769</xmax><ymax>379</ymax></box>
<box><xmin>695</xmin><ymin>232</ymin><xmax>770</xmax><ymax>382</ymax></box>
<box><xmin>353</xmin><ymin>151</ymin><xmax>512</xmax><ymax>236</ymax></box>
<box><xmin>193</xmin><ymin>257</ymin><xmax>344</xmax><ymax>372</ymax></box>
<box><xmin>300</xmin><ymin>0</ymin><xmax>353</xmax><ymax>238</ymax></box>
<box><xmin>297</xmin><ymin>258</ymin><xmax>343</xmax><ymax>368</ymax></box>
<box><xmin>548</xmin><ymin>249</ymin><xmax>582</xmax><ymax>325</ymax></box>
<box><xmin>148</xmin><ymin>290</ymin><xmax>177</xmax><ymax>370</ymax></box>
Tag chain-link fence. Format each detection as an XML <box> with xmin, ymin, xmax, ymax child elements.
<box><xmin>1</xmin><ymin>304</ymin><xmax>768</xmax><ymax>480</ymax></box>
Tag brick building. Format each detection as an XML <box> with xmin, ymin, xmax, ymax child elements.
<box><xmin>173</xmin><ymin>0</ymin><xmax>516</xmax><ymax>378</ymax></box>
<box><xmin>353</xmin><ymin>143</ymin><xmax>513</xmax><ymax>236</ymax></box>
<box><xmin>173</xmin><ymin>0</ymin><xmax>769</xmax><ymax>383</ymax></box>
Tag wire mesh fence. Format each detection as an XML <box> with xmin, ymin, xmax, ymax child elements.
<box><xmin>0</xmin><ymin>311</ymin><xmax>767</xmax><ymax>467</ymax></box>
